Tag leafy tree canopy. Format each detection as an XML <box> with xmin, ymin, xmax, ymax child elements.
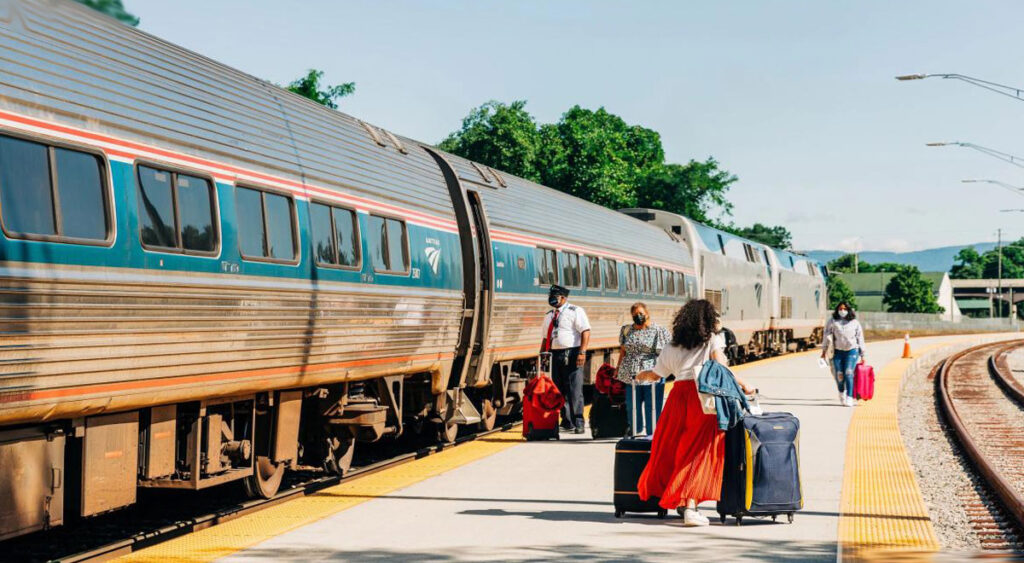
<box><xmin>882</xmin><ymin>266</ymin><xmax>944</xmax><ymax>314</ymax></box>
<box><xmin>950</xmin><ymin>240</ymin><xmax>1024</xmax><ymax>280</ymax></box>
<box><xmin>75</xmin><ymin>0</ymin><xmax>139</xmax><ymax>26</ymax></box>
<box><xmin>826</xmin><ymin>275</ymin><xmax>858</xmax><ymax>310</ymax></box>
<box><xmin>439</xmin><ymin>100</ymin><xmax>790</xmax><ymax>236</ymax></box>
<box><xmin>723</xmin><ymin>222</ymin><xmax>792</xmax><ymax>250</ymax></box>
<box><xmin>286</xmin><ymin>70</ymin><xmax>355</xmax><ymax>109</ymax></box>
<box><xmin>827</xmin><ymin>254</ymin><xmax>906</xmax><ymax>274</ymax></box>
<box><xmin>439</xmin><ymin>100</ymin><xmax>542</xmax><ymax>183</ymax></box>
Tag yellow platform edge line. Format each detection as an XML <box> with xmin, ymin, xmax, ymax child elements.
<box><xmin>837</xmin><ymin>341</ymin><xmax>963</xmax><ymax>561</ymax></box>
<box><xmin>117</xmin><ymin>425</ymin><xmax>527</xmax><ymax>563</ymax></box>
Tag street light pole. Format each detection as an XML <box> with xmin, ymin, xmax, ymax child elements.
<box><xmin>998</xmin><ymin>228</ymin><xmax>1003</xmax><ymax>318</ymax></box>
<box><xmin>896</xmin><ymin>73</ymin><xmax>1024</xmax><ymax>102</ymax></box>
<box><xmin>962</xmin><ymin>179</ymin><xmax>1024</xmax><ymax>198</ymax></box>
<box><xmin>928</xmin><ymin>142</ymin><xmax>1024</xmax><ymax>170</ymax></box>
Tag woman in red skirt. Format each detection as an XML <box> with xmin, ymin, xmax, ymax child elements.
<box><xmin>635</xmin><ymin>299</ymin><xmax>754</xmax><ymax>527</ymax></box>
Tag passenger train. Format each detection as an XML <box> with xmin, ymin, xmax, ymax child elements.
<box><xmin>0</xmin><ymin>0</ymin><xmax>826</xmax><ymax>540</ymax></box>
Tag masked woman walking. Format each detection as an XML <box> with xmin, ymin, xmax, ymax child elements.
<box><xmin>821</xmin><ymin>301</ymin><xmax>865</xmax><ymax>407</ymax></box>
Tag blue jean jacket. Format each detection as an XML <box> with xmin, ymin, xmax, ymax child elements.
<box><xmin>696</xmin><ymin>360</ymin><xmax>750</xmax><ymax>431</ymax></box>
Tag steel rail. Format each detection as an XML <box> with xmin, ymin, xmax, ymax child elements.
<box><xmin>936</xmin><ymin>340</ymin><xmax>1024</xmax><ymax>534</ymax></box>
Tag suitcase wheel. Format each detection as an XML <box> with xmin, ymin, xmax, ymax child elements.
<box><xmin>735</xmin><ymin>515</ymin><xmax>743</xmax><ymax>526</ymax></box>
<box><xmin>657</xmin><ymin>509</ymin><xmax>667</xmax><ymax>519</ymax></box>
<box><xmin>787</xmin><ymin>513</ymin><xmax>794</xmax><ymax>524</ymax></box>
<box><xmin>614</xmin><ymin>510</ymin><xmax>623</xmax><ymax>518</ymax></box>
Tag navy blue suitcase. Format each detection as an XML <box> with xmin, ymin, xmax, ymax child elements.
<box><xmin>717</xmin><ymin>412</ymin><xmax>802</xmax><ymax>525</ymax></box>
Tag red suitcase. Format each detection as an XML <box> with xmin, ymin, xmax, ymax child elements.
<box><xmin>853</xmin><ymin>364</ymin><xmax>875</xmax><ymax>400</ymax></box>
<box><xmin>522</xmin><ymin>374</ymin><xmax>564</xmax><ymax>440</ymax></box>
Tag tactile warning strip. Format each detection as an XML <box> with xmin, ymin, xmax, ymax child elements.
<box><xmin>838</xmin><ymin>348</ymin><xmax>943</xmax><ymax>561</ymax></box>
<box><xmin>116</xmin><ymin>426</ymin><xmax>526</xmax><ymax>563</ymax></box>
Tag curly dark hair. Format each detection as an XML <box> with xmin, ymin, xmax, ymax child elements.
<box><xmin>832</xmin><ymin>301</ymin><xmax>856</xmax><ymax>321</ymax></box>
<box><xmin>671</xmin><ymin>299</ymin><xmax>719</xmax><ymax>349</ymax></box>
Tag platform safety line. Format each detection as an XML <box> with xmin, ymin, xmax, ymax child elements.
<box><xmin>837</xmin><ymin>341</ymin><xmax>956</xmax><ymax>561</ymax></box>
<box><xmin>116</xmin><ymin>425</ymin><xmax>528</xmax><ymax>563</ymax></box>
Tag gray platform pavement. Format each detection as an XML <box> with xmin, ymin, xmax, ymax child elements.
<box><xmin>221</xmin><ymin>336</ymin><xmax>969</xmax><ymax>562</ymax></box>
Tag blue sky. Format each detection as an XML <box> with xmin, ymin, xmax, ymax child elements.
<box><xmin>128</xmin><ymin>0</ymin><xmax>1024</xmax><ymax>252</ymax></box>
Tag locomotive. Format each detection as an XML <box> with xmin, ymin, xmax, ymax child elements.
<box><xmin>0</xmin><ymin>0</ymin><xmax>825</xmax><ymax>541</ymax></box>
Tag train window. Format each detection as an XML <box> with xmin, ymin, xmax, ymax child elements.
<box><xmin>138</xmin><ymin>165</ymin><xmax>217</xmax><ymax>254</ymax></box>
<box><xmin>369</xmin><ymin>215</ymin><xmax>408</xmax><ymax>274</ymax></box>
<box><xmin>665</xmin><ymin>270</ymin><xmax>675</xmax><ymax>296</ymax></box>
<box><xmin>176</xmin><ymin>174</ymin><xmax>216</xmax><ymax>252</ymax></box>
<box><xmin>585</xmin><ymin>255</ymin><xmax>601</xmax><ymax>289</ymax></box>
<box><xmin>642</xmin><ymin>266</ymin><xmax>652</xmax><ymax>294</ymax></box>
<box><xmin>561</xmin><ymin>252</ymin><xmax>581</xmax><ymax>287</ymax></box>
<box><xmin>0</xmin><ymin>135</ymin><xmax>111</xmax><ymax>242</ymax></box>
<box><xmin>310</xmin><ymin>202</ymin><xmax>360</xmax><ymax>269</ymax></box>
<box><xmin>235</xmin><ymin>186</ymin><xmax>297</xmax><ymax>262</ymax></box>
<box><xmin>705</xmin><ymin>289</ymin><xmax>723</xmax><ymax>312</ymax></box>
<box><xmin>603</xmin><ymin>258</ymin><xmax>619</xmax><ymax>290</ymax></box>
<box><xmin>535</xmin><ymin>247</ymin><xmax>558</xmax><ymax>285</ymax></box>
<box><xmin>717</xmin><ymin>234</ymin><xmax>726</xmax><ymax>256</ymax></box>
<box><xmin>626</xmin><ymin>263</ymin><xmax>637</xmax><ymax>292</ymax></box>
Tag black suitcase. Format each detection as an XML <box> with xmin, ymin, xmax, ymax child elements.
<box><xmin>612</xmin><ymin>381</ymin><xmax>666</xmax><ymax>518</ymax></box>
<box><xmin>717</xmin><ymin>412</ymin><xmax>802</xmax><ymax>525</ymax></box>
<box><xmin>589</xmin><ymin>393</ymin><xmax>628</xmax><ymax>439</ymax></box>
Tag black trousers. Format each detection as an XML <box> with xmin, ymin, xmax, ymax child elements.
<box><xmin>551</xmin><ymin>347</ymin><xmax>584</xmax><ymax>428</ymax></box>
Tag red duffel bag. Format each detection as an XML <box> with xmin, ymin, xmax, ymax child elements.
<box><xmin>595</xmin><ymin>363</ymin><xmax>625</xmax><ymax>397</ymax></box>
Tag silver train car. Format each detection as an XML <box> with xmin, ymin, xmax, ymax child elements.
<box><xmin>621</xmin><ymin>209</ymin><xmax>827</xmax><ymax>360</ymax></box>
<box><xmin>0</xmin><ymin>0</ymin><xmax>711</xmax><ymax>540</ymax></box>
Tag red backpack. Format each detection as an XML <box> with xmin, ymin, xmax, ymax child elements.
<box><xmin>524</xmin><ymin>374</ymin><xmax>565</xmax><ymax>412</ymax></box>
<box><xmin>595</xmin><ymin>363</ymin><xmax>625</xmax><ymax>397</ymax></box>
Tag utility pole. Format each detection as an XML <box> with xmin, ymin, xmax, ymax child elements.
<box><xmin>854</xmin><ymin>252</ymin><xmax>859</xmax><ymax>274</ymax></box>
<box><xmin>998</xmin><ymin>228</ymin><xmax>1003</xmax><ymax>318</ymax></box>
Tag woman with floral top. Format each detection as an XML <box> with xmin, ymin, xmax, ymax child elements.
<box><xmin>615</xmin><ymin>302</ymin><xmax>670</xmax><ymax>436</ymax></box>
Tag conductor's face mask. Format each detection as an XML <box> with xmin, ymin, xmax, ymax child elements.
<box><xmin>548</xmin><ymin>295</ymin><xmax>561</xmax><ymax>307</ymax></box>
<box><xmin>838</xmin><ymin>309</ymin><xmax>848</xmax><ymax>318</ymax></box>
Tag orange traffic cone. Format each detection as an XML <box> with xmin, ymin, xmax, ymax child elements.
<box><xmin>902</xmin><ymin>333</ymin><xmax>912</xmax><ymax>359</ymax></box>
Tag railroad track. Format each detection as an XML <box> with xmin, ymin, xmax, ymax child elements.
<box><xmin>9</xmin><ymin>421</ymin><xmax>520</xmax><ymax>563</ymax></box>
<box><xmin>936</xmin><ymin>340</ymin><xmax>1024</xmax><ymax>551</ymax></box>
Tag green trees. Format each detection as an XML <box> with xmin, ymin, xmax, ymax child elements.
<box><xmin>439</xmin><ymin>100</ymin><xmax>779</xmax><ymax>234</ymax></box>
<box><xmin>286</xmin><ymin>70</ymin><xmax>355</xmax><ymax>109</ymax></box>
<box><xmin>950</xmin><ymin>240</ymin><xmax>1024</xmax><ymax>279</ymax></box>
<box><xmin>827</xmin><ymin>254</ymin><xmax>904</xmax><ymax>274</ymax></box>
<box><xmin>74</xmin><ymin>0</ymin><xmax>139</xmax><ymax>26</ymax></box>
<box><xmin>439</xmin><ymin>101</ymin><xmax>542</xmax><ymax>183</ymax></box>
<box><xmin>883</xmin><ymin>267</ymin><xmax>944</xmax><ymax>314</ymax></box>
<box><xmin>729</xmin><ymin>223</ymin><xmax>793</xmax><ymax>250</ymax></box>
<box><xmin>826</xmin><ymin>276</ymin><xmax>858</xmax><ymax>310</ymax></box>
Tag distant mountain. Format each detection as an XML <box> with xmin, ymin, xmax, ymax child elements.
<box><xmin>804</xmin><ymin>243</ymin><xmax>998</xmax><ymax>273</ymax></box>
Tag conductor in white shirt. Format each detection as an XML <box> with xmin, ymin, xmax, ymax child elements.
<box><xmin>540</xmin><ymin>284</ymin><xmax>591</xmax><ymax>433</ymax></box>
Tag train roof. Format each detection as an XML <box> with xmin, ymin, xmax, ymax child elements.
<box><xmin>0</xmin><ymin>0</ymin><xmax>693</xmax><ymax>270</ymax></box>
<box><xmin>440</xmin><ymin>152</ymin><xmax>695</xmax><ymax>269</ymax></box>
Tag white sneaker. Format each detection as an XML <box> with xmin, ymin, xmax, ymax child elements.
<box><xmin>682</xmin><ymin>508</ymin><xmax>710</xmax><ymax>527</ymax></box>
<box><xmin>839</xmin><ymin>392</ymin><xmax>847</xmax><ymax>406</ymax></box>
<box><xmin>846</xmin><ymin>396</ymin><xmax>856</xmax><ymax>407</ymax></box>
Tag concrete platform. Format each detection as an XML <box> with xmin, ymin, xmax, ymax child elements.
<box><xmin>123</xmin><ymin>335</ymin><xmax>1006</xmax><ymax>563</ymax></box>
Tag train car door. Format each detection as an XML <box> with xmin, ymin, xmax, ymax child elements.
<box><xmin>422</xmin><ymin>148</ymin><xmax>493</xmax><ymax>431</ymax></box>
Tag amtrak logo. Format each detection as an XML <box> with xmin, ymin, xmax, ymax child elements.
<box><xmin>425</xmin><ymin>246</ymin><xmax>441</xmax><ymax>275</ymax></box>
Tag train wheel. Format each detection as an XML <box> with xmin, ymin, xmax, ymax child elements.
<box><xmin>437</xmin><ymin>420</ymin><xmax>458</xmax><ymax>443</ymax></box>
<box><xmin>323</xmin><ymin>427</ymin><xmax>356</xmax><ymax>476</ymax></box>
<box><xmin>479</xmin><ymin>399</ymin><xmax>497</xmax><ymax>431</ymax></box>
<box><xmin>244</xmin><ymin>455</ymin><xmax>285</xmax><ymax>499</ymax></box>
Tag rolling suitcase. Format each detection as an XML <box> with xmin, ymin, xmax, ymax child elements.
<box><xmin>717</xmin><ymin>409</ymin><xmax>802</xmax><ymax>525</ymax></box>
<box><xmin>853</xmin><ymin>364</ymin><xmax>875</xmax><ymax>400</ymax></box>
<box><xmin>523</xmin><ymin>353</ymin><xmax>563</xmax><ymax>441</ymax></box>
<box><xmin>613</xmin><ymin>381</ymin><xmax>667</xmax><ymax>518</ymax></box>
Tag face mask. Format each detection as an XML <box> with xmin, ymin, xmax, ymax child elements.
<box><xmin>838</xmin><ymin>310</ymin><xmax>848</xmax><ymax>318</ymax></box>
<box><xmin>632</xmin><ymin>313</ymin><xmax>646</xmax><ymax>325</ymax></box>
<box><xmin>548</xmin><ymin>295</ymin><xmax>560</xmax><ymax>307</ymax></box>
